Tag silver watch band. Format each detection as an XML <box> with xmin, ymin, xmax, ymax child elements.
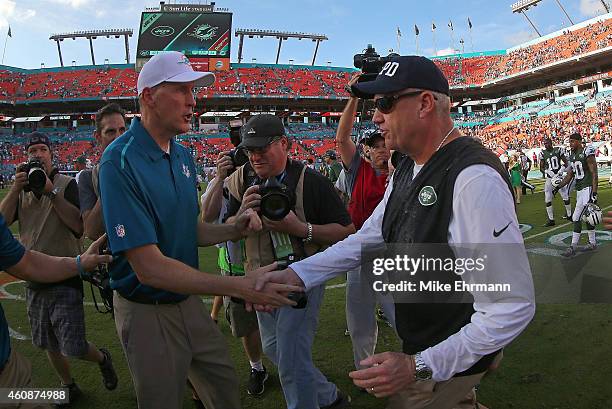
<box><xmin>414</xmin><ymin>352</ymin><xmax>433</xmax><ymax>381</ymax></box>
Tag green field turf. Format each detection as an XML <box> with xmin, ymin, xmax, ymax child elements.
<box><xmin>1</xmin><ymin>174</ymin><xmax>611</xmax><ymax>409</ymax></box>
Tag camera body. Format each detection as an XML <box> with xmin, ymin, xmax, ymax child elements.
<box><xmin>258</xmin><ymin>177</ymin><xmax>295</xmax><ymax>221</ymax></box>
<box><xmin>353</xmin><ymin>44</ymin><xmax>400</xmax><ymax>81</ymax></box>
<box><xmin>17</xmin><ymin>159</ymin><xmax>47</xmax><ymax>194</ymax></box>
<box><xmin>80</xmin><ymin>246</ymin><xmax>114</xmax><ymax>314</ymax></box>
<box><xmin>276</xmin><ymin>254</ymin><xmax>308</xmax><ymax>309</ymax></box>
<box><xmin>228</xmin><ymin>148</ymin><xmax>249</xmax><ymax>169</ymax></box>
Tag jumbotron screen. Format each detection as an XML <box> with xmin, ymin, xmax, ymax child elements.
<box><xmin>137</xmin><ymin>12</ymin><xmax>232</xmax><ymax>58</ymax></box>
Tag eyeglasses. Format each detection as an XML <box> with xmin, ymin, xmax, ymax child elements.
<box><xmin>374</xmin><ymin>90</ymin><xmax>437</xmax><ymax>114</ymax></box>
<box><xmin>244</xmin><ymin>137</ymin><xmax>283</xmax><ymax>156</ymax></box>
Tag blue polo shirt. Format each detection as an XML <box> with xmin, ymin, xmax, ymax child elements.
<box><xmin>99</xmin><ymin>118</ymin><xmax>199</xmax><ymax>303</ymax></box>
<box><xmin>0</xmin><ymin>213</ymin><xmax>26</xmax><ymax>367</ymax></box>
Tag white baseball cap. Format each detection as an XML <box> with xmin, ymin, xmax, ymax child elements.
<box><xmin>137</xmin><ymin>51</ymin><xmax>215</xmax><ymax>95</ymax></box>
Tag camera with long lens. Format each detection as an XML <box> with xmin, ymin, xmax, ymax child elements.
<box><xmin>80</xmin><ymin>246</ymin><xmax>114</xmax><ymax>314</ymax></box>
<box><xmin>17</xmin><ymin>159</ymin><xmax>47</xmax><ymax>194</ymax></box>
<box><xmin>258</xmin><ymin>177</ymin><xmax>295</xmax><ymax>221</ymax></box>
<box><xmin>353</xmin><ymin>44</ymin><xmax>400</xmax><ymax>82</ymax></box>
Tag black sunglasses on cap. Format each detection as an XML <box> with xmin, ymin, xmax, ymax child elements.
<box><xmin>374</xmin><ymin>90</ymin><xmax>438</xmax><ymax>114</ymax></box>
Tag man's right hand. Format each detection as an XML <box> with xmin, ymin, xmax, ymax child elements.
<box><xmin>11</xmin><ymin>171</ymin><xmax>27</xmax><ymax>192</ymax></box>
<box><xmin>216</xmin><ymin>151</ymin><xmax>234</xmax><ymax>180</ymax></box>
<box><xmin>236</xmin><ymin>263</ymin><xmax>304</xmax><ymax>308</ymax></box>
<box><xmin>238</xmin><ymin>185</ymin><xmax>261</xmax><ymax>216</ymax></box>
<box><xmin>254</xmin><ymin>266</ymin><xmax>305</xmax><ymax>291</ymax></box>
<box><xmin>80</xmin><ymin>234</ymin><xmax>113</xmax><ymax>271</ymax></box>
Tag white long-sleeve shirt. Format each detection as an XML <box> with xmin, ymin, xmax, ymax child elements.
<box><xmin>290</xmin><ymin>164</ymin><xmax>535</xmax><ymax>381</ymax></box>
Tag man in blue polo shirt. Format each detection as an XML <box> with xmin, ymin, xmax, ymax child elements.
<box><xmin>0</xmin><ymin>213</ymin><xmax>111</xmax><ymax>408</ymax></box>
<box><xmin>98</xmin><ymin>51</ymin><xmax>301</xmax><ymax>409</ymax></box>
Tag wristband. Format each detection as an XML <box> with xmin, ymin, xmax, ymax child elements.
<box><xmin>76</xmin><ymin>255</ymin><xmax>86</xmax><ymax>279</ymax></box>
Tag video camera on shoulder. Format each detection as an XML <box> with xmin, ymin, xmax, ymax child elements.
<box><xmin>17</xmin><ymin>159</ymin><xmax>47</xmax><ymax>194</ymax></box>
<box><xmin>353</xmin><ymin>44</ymin><xmax>399</xmax><ymax>82</ymax></box>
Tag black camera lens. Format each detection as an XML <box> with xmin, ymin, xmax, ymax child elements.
<box><xmin>259</xmin><ymin>177</ymin><xmax>294</xmax><ymax>221</ymax></box>
<box><xmin>261</xmin><ymin>192</ymin><xmax>291</xmax><ymax>221</ymax></box>
<box><xmin>28</xmin><ymin>168</ymin><xmax>47</xmax><ymax>193</ymax></box>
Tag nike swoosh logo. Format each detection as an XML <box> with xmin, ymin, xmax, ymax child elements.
<box><xmin>493</xmin><ymin>222</ymin><xmax>512</xmax><ymax>238</ymax></box>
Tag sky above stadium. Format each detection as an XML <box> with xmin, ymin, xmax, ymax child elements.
<box><xmin>0</xmin><ymin>0</ymin><xmax>610</xmax><ymax>69</ymax></box>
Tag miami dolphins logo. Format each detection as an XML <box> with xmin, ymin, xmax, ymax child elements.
<box><xmin>187</xmin><ymin>24</ymin><xmax>219</xmax><ymax>42</ymax></box>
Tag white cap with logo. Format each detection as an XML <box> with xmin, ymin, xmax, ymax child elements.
<box><xmin>137</xmin><ymin>51</ymin><xmax>216</xmax><ymax>95</ymax></box>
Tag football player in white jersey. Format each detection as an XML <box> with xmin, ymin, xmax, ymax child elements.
<box><xmin>539</xmin><ymin>137</ymin><xmax>571</xmax><ymax>226</ymax></box>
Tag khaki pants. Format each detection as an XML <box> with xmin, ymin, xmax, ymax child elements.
<box><xmin>113</xmin><ymin>294</ymin><xmax>241</xmax><ymax>409</ymax></box>
<box><xmin>387</xmin><ymin>353</ymin><xmax>503</xmax><ymax>409</ymax></box>
<box><xmin>0</xmin><ymin>349</ymin><xmax>52</xmax><ymax>409</ymax></box>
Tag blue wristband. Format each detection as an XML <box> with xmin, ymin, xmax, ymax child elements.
<box><xmin>76</xmin><ymin>255</ymin><xmax>86</xmax><ymax>278</ymax></box>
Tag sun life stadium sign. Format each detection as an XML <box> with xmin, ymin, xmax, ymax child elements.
<box><xmin>161</xmin><ymin>4</ymin><xmax>214</xmax><ymax>13</ymax></box>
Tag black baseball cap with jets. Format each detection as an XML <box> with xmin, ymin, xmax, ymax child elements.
<box><xmin>238</xmin><ymin>114</ymin><xmax>286</xmax><ymax>149</ymax></box>
<box><xmin>351</xmin><ymin>55</ymin><xmax>450</xmax><ymax>99</ymax></box>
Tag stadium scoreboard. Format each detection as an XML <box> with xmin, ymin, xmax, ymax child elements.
<box><xmin>136</xmin><ymin>9</ymin><xmax>232</xmax><ymax>71</ymax></box>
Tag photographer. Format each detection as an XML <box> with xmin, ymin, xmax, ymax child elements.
<box><xmin>201</xmin><ymin>140</ymin><xmax>268</xmax><ymax>397</ymax></box>
<box><xmin>337</xmin><ymin>73</ymin><xmax>396</xmax><ymax>373</ymax></box>
<box><xmin>224</xmin><ymin>114</ymin><xmax>355</xmax><ymax>409</ymax></box>
<box><xmin>0</xmin><ymin>132</ymin><xmax>118</xmax><ymax>407</ymax></box>
<box><xmin>78</xmin><ymin>103</ymin><xmax>126</xmax><ymax>241</ymax></box>
<box><xmin>0</xmin><ymin>213</ymin><xmax>111</xmax><ymax>409</ymax></box>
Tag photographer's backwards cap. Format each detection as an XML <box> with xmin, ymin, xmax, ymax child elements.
<box><xmin>238</xmin><ymin>114</ymin><xmax>286</xmax><ymax>149</ymax></box>
<box><xmin>137</xmin><ymin>51</ymin><xmax>216</xmax><ymax>95</ymax></box>
<box><xmin>360</xmin><ymin>129</ymin><xmax>384</xmax><ymax>147</ymax></box>
<box><xmin>26</xmin><ymin>132</ymin><xmax>51</xmax><ymax>149</ymax></box>
<box><xmin>351</xmin><ymin>55</ymin><xmax>449</xmax><ymax>99</ymax></box>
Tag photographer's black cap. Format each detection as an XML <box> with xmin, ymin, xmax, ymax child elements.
<box><xmin>26</xmin><ymin>132</ymin><xmax>51</xmax><ymax>149</ymax></box>
<box><xmin>351</xmin><ymin>55</ymin><xmax>449</xmax><ymax>99</ymax></box>
<box><xmin>238</xmin><ymin>114</ymin><xmax>286</xmax><ymax>149</ymax></box>
<box><xmin>569</xmin><ymin>133</ymin><xmax>582</xmax><ymax>141</ymax></box>
<box><xmin>324</xmin><ymin>150</ymin><xmax>336</xmax><ymax>160</ymax></box>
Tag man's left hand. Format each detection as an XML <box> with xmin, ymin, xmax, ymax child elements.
<box><xmin>349</xmin><ymin>352</ymin><xmax>416</xmax><ymax>398</ymax></box>
<box><xmin>234</xmin><ymin>208</ymin><xmax>262</xmax><ymax>236</ymax></box>
<box><xmin>263</xmin><ymin>210</ymin><xmax>306</xmax><ymax>238</ymax></box>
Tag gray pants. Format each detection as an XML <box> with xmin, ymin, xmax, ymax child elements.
<box><xmin>113</xmin><ymin>294</ymin><xmax>241</xmax><ymax>409</ymax></box>
<box><xmin>346</xmin><ymin>267</ymin><xmax>397</xmax><ymax>370</ymax></box>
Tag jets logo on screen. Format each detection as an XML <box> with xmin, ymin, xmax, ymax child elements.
<box><xmin>151</xmin><ymin>26</ymin><xmax>175</xmax><ymax>37</ymax></box>
<box><xmin>188</xmin><ymin>24</ymin><xmax>219</xmax><ymax>42</ymax></box>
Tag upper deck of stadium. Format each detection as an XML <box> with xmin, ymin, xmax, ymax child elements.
<box><xmin>1</xmin><ymin>13</ymin><xmax>611</xmax><ymax>108</ymax></box>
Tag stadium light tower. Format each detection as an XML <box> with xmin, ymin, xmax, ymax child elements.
<box><xmin>511</xmin><ymin>0</ymin><xmax>543</xmax><ymax>37</ymax></box>
<box><xmin>49</xmin><ymin>28</ymin><xmax>133</xmax><ymax>67</ymax></box>
<box><xmin>235</xmin><ymin>29</ymin><xmax>328</xmax><ymax>65</ymax></box>
<box><xmin>554</xmin><ymin>0</ymin><xmax>574</xmax><ymax>25</ymax></box>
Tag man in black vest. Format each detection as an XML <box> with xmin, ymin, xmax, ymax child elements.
<box><xmin>254</xmin><ymin>56</ymin><xmax>535</xmax><ymax>409</ymax></box>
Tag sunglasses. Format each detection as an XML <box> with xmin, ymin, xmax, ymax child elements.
<box><xmin>374</xmin><ymin>90</ymin><xmax>438</xmax><ymax>114</ymax></box>
<box><xmin>244</xmin><ymin>136</ymin><xmax>283</xmax><ymax>156</ymax></box>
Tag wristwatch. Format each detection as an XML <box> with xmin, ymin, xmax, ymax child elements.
<box><xmin>302</xmin><ymin>222</ymin><xmax>313</xmax><ymax>243</ymax></box>
<box><xmin>45</xmin><ymin>187</ymin><xmax>61</xmax><ymax>200</ymax></box>
<box><xmin>414</xmin><ymin>352</ymin><xmax>433</xmax><ymax>381</ymax></box>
